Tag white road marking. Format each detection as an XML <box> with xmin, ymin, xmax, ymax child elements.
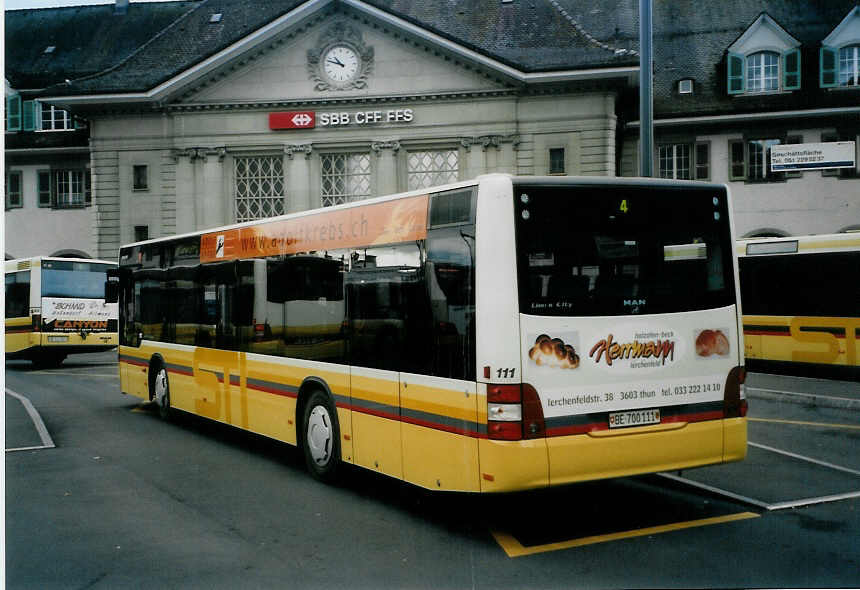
<box><xmin>5</xmin><ymin>388</ymin><xmax>56</xmax><ymax>452</ymax></box>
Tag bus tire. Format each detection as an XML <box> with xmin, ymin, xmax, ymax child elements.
<box><xmin>301</xmin><ymin>389</ymin><xmax>341</xmax><ymax>483</ymax></box>
<box><xmin>152</xmin><ymin>364</ymin><xmax>172</xmax><ymax>420</ymax></box>
<box><xmin>33</xmin><ymin>352</ymin><xmax>65</xmax><ymax>369</ymax></box>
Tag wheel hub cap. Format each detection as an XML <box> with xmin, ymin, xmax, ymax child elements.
<box><xmin>307</xmin><ymin>406</ymin><xmax>332</xmax><ymax>466</ymax></box>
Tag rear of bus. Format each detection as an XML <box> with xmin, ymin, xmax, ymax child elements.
<box><xmin>6</xmin><ymin>257</ymin><xmax>118</xmax><ymax>366</ymax></box>
<box><xmin>475</xmin><ymin>176</ymin><xmax>746</xmax><ymax>491</ymax></box>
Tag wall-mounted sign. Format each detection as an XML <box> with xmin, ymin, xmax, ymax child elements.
<box><xmin>771</xmin><ymin>141</ymin><xmax>856</xmax><ymax>172</ymax></box>
<box><xmin>270</xmin><ymin>109</ymin><xmax>414</xmax><ymax>130</ymax></box>
<box><xmin>269</xmin><ymin>111</ymin><xmax>316</xmax><ymax>130</ymax></box>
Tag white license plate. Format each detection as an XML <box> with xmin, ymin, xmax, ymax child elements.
<box><xmin>47</xmin><ymin>335</ymin><xmax>69</xmax><ymax>343</ymax></box>
<box><xmin>609</xmin><ymin>408</ymin><xmax>661</xmax><ymax>429</ymax></box>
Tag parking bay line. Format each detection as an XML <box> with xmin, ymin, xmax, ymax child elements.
<box><xmin>749</xmin><ymin>417</ymin><xmax>860</xmax><ymax>431</ymax></box>
<box><xmin>5</xmin><ymin>388</ymin><xmax>56</xmax><ymax>452</ymax></box>
<box><xmin>491</xmin><ymin>512</ymin><xmax>759</xmax><ymax>557</ymax></box>
<box><xmin>660</xmin><ymin>437</ymin><xmax>860</xmax><ymax>511</ymax></box>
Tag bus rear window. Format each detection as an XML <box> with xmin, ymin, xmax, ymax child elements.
<box><xmin>41</xmin><ymin>261</ymin><xmax>114</xmax><ymax>299</ymax></box>
<box><xmin>514</xmin><ymin>184</ymin><xmax>735</xmax><ymax>316</ymax></box>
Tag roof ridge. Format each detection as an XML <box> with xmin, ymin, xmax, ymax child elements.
<box><xmin>545</xmin><ymin>0</ymin><xmax>639</xmax><ymax>57</ymax></box>
<box><xmin>66</xmin><ymin>0</ymin><xmax>210</xmax><ymax>87</ymax></box>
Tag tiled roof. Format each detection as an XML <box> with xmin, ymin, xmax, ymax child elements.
<box><xmin>652</xmin><ymin>0</ymin><xmax>860</xmax><ymax>118</ymax></box>
<box><xmin>5</xmin><ymin>0</ymin><xmax>859</xmax><ymax>117</ymax></box>
<box><xmin>4</xmin><ymin>1</ymin><xmax>199</xmax><ymax>90</ymax></box>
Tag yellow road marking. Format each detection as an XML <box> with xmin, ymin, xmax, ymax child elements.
<box><xmin>491</xmin><ymin>512</ymin><xmax>759</xmax><ymax>557</ymax></box>
<box><xmin>749</xmin><ymin>418</ymin><xmax>860</xmax><ymax>430</ymax></box>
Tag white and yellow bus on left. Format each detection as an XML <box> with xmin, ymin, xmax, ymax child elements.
<box><xmin>5</xmin><ymin>257</ymin><xmax>118</xmax><ymax>367</ymax></box>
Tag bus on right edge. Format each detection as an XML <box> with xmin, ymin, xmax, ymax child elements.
<box><xmin>737</xmin><ymin>233</ymin><xmax>859</xmax><ymax>381</ymax></box>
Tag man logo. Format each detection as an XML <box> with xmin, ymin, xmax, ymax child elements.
<box><xmin>623</xmin><ymin>299</ymin><xmax>646</xmax><ymax>307</ymax></box>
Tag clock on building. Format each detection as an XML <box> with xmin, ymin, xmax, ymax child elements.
<box><xmin>308</xmin><ymin>22</ymin><xmax>374</xmax><ymax>91</ymax></box>
<box><xmin>322</xmin><ymin>45</ymin><xmax>360</xmax><ymax>84</ymax></box>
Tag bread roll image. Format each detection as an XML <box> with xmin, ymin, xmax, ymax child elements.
<box><xmin>713</xmin><ymin>330</ymin><xmax>730</xmax><ymax>355</ymax></box>
<box><xmin>696</xmin><ymin>329</ymin><xmax>729</xmax><ymax>357</ymax></box>
<box><xmin>696</xmin><ymin>329</ymin><xmax>715</xmax><ymax>356</ymax></box>
<box><xmin>528</xmin><ymin>334</ymin><xmax>580</xmax><ymax>369</ymax></box>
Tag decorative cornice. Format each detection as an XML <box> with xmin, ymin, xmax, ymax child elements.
<box><xmin>166</xmin><ymin>88</ymin><xmax>521</xmax><ymax>114</ymax></box>
<box><xmin>459</xmin><ymin>134</ymin><xmax>519</xmax><ymax>152</ymax></box>
<box><xmin>371</xmin><ymin>140</ymin><xmax>400</xmax><ymax>155</ymax></box>
<box><xmin>284</xmin><ymin>143</ymin><xmax>313</xmax><ymax>159</ymax></box>
<box><xmin>172</xmin><ymin>146</ymin><xmax>227</xmax><ymax>162</ymax></box>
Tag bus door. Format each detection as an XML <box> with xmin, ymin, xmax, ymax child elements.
<box><xmin>346</xmin><ymin>249</ymin><xmax>411</xmax><ymax>480</ymax></box>
<box><xmin>398</xmin><ymin>228</ymin><xmax>480</xmax><ymax>492</ymax></box>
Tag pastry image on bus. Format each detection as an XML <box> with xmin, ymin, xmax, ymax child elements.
<box><xmin>695</xmin><ymin>328</ymin><xmax>730</xmax><ymax>357</ymax></box>
<box><xmin>528</xmin><ymin>333</ymin><xmax>581</xmax><ymax>369</ymax></box>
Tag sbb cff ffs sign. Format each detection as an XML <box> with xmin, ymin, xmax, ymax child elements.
<box><xmin>269</xmin><ymin>111</ymin><xmax>316</xmax><ymax>130</ymax></box>
<box><xmin>270</xmin><ymin>109</ymin><xmax>415</xmax><ymax>130</ymax></box>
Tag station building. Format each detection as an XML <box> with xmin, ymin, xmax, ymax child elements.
<box><xmin>4</xmin><ymin>0</ymin><xmax>859</xmax><ymax>260</ymax></box>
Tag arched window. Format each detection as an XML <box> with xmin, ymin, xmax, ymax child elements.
<box><xmin>746</xmin><ymin>51</ymin><xmax>780</xmax><ymax>92</ymax></box>
<box><xmin>839</xmin><ymin>44</ymin><xmax>860</xmax><ymax>86</ymax></box>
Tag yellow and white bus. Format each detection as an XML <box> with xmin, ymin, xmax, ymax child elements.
<box><xmin>5</xmin><ymin>256</ymin><xmax>118</xmax><ymax>367</ymax></box>
<box><xmin>110</xmin><ymin>174</ymin><xmax>747</xmax><ymax>492</ymax></box>
<box><xmin>738</xmin><ymin>233</ymin><xmax>859</xmax><ymax>380</ymax></box>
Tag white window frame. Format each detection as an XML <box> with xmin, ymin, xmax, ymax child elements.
<box><xmin>39</xmin><ymin>103</ymin><xmax>73</xmax><ymax>131</ymax></box>
<box><xmin>838</xmin><ymin>45</ymin><xmax>860</xmax><ymax>87</ymax></box>
<box><xmin>746</xmin><ymin>51</ymin><xmax>780</xmax><ymax>93</ymax></box>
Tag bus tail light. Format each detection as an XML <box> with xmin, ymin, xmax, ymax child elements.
<box><xmin>32</xmin><ymin>314</ymin><xmax>41</xmax><ymax>332</ymax></box>
<box><xmin>487</xmin><ymin>383</ymin><xmax>546</xmax><ymax>440</ymax></box>
<box><xmin>723</xmin><ymin>366</ymin><xmax>747</xmax><ymax>418</ymax></box>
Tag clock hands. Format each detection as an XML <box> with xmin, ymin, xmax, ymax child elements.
<box><xmin>326</xmin><ymin>56</ymin><xmax>345</xmax><ymax>67</ymax></box>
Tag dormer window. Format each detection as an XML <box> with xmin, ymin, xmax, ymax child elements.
<box><xmin>820</xmin><ymin>7</ymin><xmax>860</xmax><ymax>88</ymax></box>
<box><xmin>839</xmin><ymin>45</ymin><xmax>860</xmax><ymax>86</ymax></box>
<box><xmin>727</xmin><ymin>13</ymin><xmax>800</xmax><ymax>95</ymax></box>
<box><xmin>746</xmin><ymin>51</ymin><xmax>779</xmax><ymax>92</ymax></box>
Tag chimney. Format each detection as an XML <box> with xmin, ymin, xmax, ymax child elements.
<box><xmin>115</xmin><ymin>0</ymin><xmax>129</xmax><ymax>15</ymax></box>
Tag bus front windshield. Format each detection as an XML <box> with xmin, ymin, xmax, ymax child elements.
<box><xmin>41</xmin><ymin>261</ymin><xmax>113</xmax><ymax>299</ymax></box>
<box><xmin>514</xmin><ymin>184</ymin><xmax>736</xmax><ymax>317</ymax></box>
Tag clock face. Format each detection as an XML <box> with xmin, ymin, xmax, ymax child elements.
<box><xmin>322</xmin><ymin>45</ymin><xmax>360</xmax><ymax>84</ymax></box>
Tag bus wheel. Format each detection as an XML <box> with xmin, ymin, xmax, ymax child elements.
<box><xmin>33</xmin><ymin>353</ymin><xmax>65</xmax><ymax>369</ymax></box>
<box><xmin>301</xmin><ymin>390</ymin><xmax>341</xmax><ymax>483</ymax></box>
<box><xmin>153</xmin><ymin>366</ymin><xmax>172</xmax><ymax>420</ymax></box>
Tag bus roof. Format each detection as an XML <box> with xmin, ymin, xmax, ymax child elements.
<box><xmin>4</xmin><ymin>256</ymin><xmax>117</xmax><ymax>273</ymax></box>
<box><xmin>118</xmin><ymin>174</ymin><xmax>730</xmax><ymax>253</ymax></box>
<box><xmin>737</xmin><ymin>232</ymin><xmax>860</xmax><ymax>257</ymax></box>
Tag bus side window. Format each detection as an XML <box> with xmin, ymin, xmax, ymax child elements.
<box><xmin>425</xmin><ymin>227</ymin><xmax>475</xmax><ymax>380</ymax></box>
<box><xmin>5</xmin><ymin>271</ymin><xmax>30</xmax><ymax>319</ymax></box>
<box><xmin>347</xmin><ymin>243</ymin><xmax>425</xmax><ymax>372</ymax></box>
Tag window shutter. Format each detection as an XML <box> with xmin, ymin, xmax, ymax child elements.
<box><xmin>23</xmin><ymin>100</ymin><xmax>37</xmax><ymax>131</ymax></box>
<box><xmin>783</xmin><ymin>49</ymin><xmax>801</xmax><ymax>90</ymax></box>
<box><xmin>820</xmin><ymin>46</ymin><xmax>837</xmax><ymax>88</ymax></box>
<box><xmin>37</xmin><ymin>170</ymin><xmax>53</xmax><ymax>207</ymax></box>
<box><xmin>6</xmin><ymin>95</ymin><xmax>22</xmax><ymax>131</ymax></box>
<box><xmin>727</xmin><ymin>52</ymin><xmax>745</xmax><ymax>94</ymax></box>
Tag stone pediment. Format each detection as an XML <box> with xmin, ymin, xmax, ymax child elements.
<box><xmin>181</xmin><ymin>16</ymin><xmax>509</xmax><ymax>106</ymax></box>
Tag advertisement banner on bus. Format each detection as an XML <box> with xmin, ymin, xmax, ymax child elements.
<box><xmin>521</xmin><ymin>307</ymin><xmax>737</xmax><ymax>419</ymax></box>
<box><xmin>42</xmin><ymin>298</ymin><xmax>117</xmax><ymax>332</ymax></box>
<box><xmin>201</xmin><ymin>194</ymin><xmax>429</xmax><ymax>262</ymax></box>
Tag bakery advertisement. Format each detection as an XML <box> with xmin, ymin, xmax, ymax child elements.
<box><xmin>527</xmin><ymin>333</ymin><xmax>581</xmax><ymax>369</ymax></box>
<box><xmin>694</xmin><ymin>328</ymin><xmax>731</xmax><ymax>359</ymax></box>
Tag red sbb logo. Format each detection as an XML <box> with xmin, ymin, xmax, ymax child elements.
<box><xmin>269</xmin><ymin>111</ymin><xmax>316</xmax><ymax>130</ymax></box>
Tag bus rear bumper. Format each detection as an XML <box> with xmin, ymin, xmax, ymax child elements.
<box><xmin>478</xmin><ymin>418</ymin><xmax>747</xmax><ymax>492</ymax></box>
